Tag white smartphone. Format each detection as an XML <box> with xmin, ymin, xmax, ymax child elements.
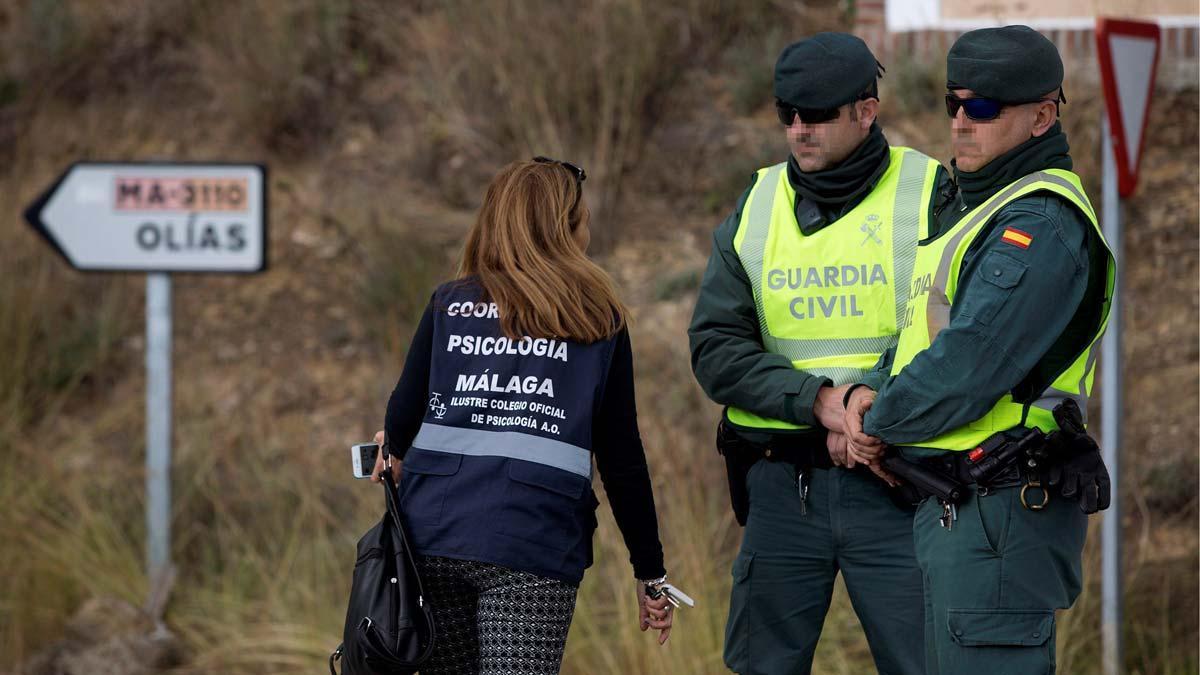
<box><xmin>351</xmin><ymin>443</ymin><xmax>380</xmax><ymax>479</ymax></box>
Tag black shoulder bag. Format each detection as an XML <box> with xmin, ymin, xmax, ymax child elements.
<box><xmin>330</xmin><ymin>450</ymin><xmax>436</xmax><ymax>674</ymax></box>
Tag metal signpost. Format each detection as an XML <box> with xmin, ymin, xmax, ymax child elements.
<box><xmin>1095</xmin><ymin>19</ymin><xmax>1160</xmax><ymax>675</ymax></box>
<box><xmin>1098</xmin><ymin>111</ymin><xmax>1124</xmax><ymax>675</ymax></box>
<box><xmin>24</xmin><ymin>162</ymin><xmax>267</xmax><ymax>611</ymax></box>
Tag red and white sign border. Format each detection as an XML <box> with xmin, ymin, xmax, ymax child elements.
<box><xmin>1095</xmin><ymin>18</ymin><xmax>1161</xmax><ymax>198</ymax></box>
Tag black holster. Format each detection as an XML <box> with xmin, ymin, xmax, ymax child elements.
<box><xmin>717</xmin><ymin>421</ymin><xmax>755</xmax><ymax>527</ymax></box>
<box><xmin>882</xmin><ymin>454</ymin><xmax>967</xmax><ymax>505</ymax></box>
<box><xmin>716</xmin><ymin>419</ymin><xmax>831</xmax><ymax>526</ymax></box>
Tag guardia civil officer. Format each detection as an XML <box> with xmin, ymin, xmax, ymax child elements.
<box><xmin>688</xmin><ymin>33</ymin><xmax>947</xmax><ymax>674</ymax></box>
<box><xmin>844</xmin><ymin>26</ymin><xmax>1116</xmax><ymax>675</ymax></box>
<box><xmin>370</xmin><ymin>158</ymin><xmax>676</xmax><ymax>675</ymax></box>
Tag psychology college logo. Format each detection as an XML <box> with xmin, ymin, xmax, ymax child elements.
<box><xmin>428</xmin><ymin>392</ymin><xmax>447</xmax><ymax>419</ymax></box>
<box><xmin>860</xmin><ymin>214</ymin><xmax>883</xmax><ymax>246</ymax></box>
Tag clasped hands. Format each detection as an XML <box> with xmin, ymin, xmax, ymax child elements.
<box><xmin>816</xmin><ymin>384</ymin><xmax>896</xmax><ymax>487</ymax></box>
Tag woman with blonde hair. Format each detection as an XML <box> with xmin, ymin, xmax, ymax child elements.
<box><xmin>371</xmin><ymin>157</ymin><xmax>674</xmax><ymax>674</ymax></box>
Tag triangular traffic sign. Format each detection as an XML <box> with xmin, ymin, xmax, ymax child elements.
<box><xmin>1096</xmin><ymin>18</ymin><xmax>1161</xmax><ymax>198</ymax></box>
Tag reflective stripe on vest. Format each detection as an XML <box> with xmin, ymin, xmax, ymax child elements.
<box><xmin>412</xmin><ymin>422</ymin><xmax>593</xmax><ymax>478</ymax></box>
<box><xmin>889</xmin><ymin>169</ymin><xmax>1115</xmax><ymax>450</ymax></box>
<box><xmin>727</xmin><ymin>147</ymin><xmax>939</xmax><ymax>431</ymax></box>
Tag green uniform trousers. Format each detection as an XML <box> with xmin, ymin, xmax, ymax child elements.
<box><xmin>912</xmin><ymin>484</ymin><xmax>1087</xmax><ymax>675</ymax></box>
<box><xmin>724</xmin><ymin>460</ymin><xmax>925</xmax><ymax>675</ymax></box>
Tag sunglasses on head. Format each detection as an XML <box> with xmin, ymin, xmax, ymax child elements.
<box><xmin>533</xmin><ymin>156</ymin><xmax>587</xmax><ymax>211</ymax></box>
<box><xmin>944</xmin><ymin>93</ymin><xmax>1059</xmax><ymax>121</ymax></box>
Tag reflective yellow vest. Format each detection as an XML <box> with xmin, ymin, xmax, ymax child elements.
<box><xmin>889</xmin><ymin>169</ymin><xmax>1115</xmax><ymax>450</ymax></box>
<box><xmin>728</xmin><ymin>147</ymin><xmax>940</xmax><ymax>431</ymax></box>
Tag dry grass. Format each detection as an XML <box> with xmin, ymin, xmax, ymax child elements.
<box><xmin>0</xmin><ymin>2</ymin><xmax>1195</xmax><ymax>674</ymax></box>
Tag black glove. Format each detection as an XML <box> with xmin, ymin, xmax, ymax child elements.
<box><xmin>1042</xmin><ymin>400</ymin><xmax>1111</xmax><ymax>514</ymax></box>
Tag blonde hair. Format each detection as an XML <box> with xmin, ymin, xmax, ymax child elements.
<box><xmin>458</xmin><ymin>159</ymin><xmax>627</xmax><ymax>343</ymax></box>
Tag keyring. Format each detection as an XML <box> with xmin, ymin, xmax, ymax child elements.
<box><xmin>1020</xmin><ymin>479</ymin><xmax>1050</xmax><ymax>511</ymax></box>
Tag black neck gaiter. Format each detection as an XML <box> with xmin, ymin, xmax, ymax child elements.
<box><xmin>788</xmin><ymin>122</ymin><xmax>890</xmax><ymax>208</ymax></box>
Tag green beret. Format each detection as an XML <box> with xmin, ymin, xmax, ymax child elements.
<box><xmin>947</xmin><ymin>25</ymin><xmax>1064</xmax><ymax>102</ymax></box>
<box><xmin>774</xmin><ymin>33</ymin><xmax>882</xmax><ymax>109</ymax></box>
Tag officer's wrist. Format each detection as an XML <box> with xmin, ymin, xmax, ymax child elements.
<box><xmin>789</xmin><ymin>375</ymin><xmax>832</xmax><ymax>427</ymax></box>
<box><xmin>843</xmin><ymin>383</ymin><xmax>869</xmax><ymax>408</ymax></box>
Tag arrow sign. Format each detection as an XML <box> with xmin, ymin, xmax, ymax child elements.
<box><xmin>1096</xmin><ymin>19</ymin><xmax>1161</xmax><ymax>198</ymax></box>
<box><xmin>24</xmin><ymin>162</ymin><xmax>267</xmax><ymax>272</ymax></box>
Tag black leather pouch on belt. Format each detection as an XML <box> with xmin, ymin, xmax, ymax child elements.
<box><xmin>962</xmin><ymin>427</ymin><xmax>1044</xmax><ymax>488</ymax></box>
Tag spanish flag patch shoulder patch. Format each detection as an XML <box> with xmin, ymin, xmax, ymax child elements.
<box><xmin>1001</xmin><ymin>227</ymin><xmax>1033</xmax><ymax>249</ymax></box>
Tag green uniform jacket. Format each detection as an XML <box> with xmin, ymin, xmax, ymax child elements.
<box><xmin>861</xmin><ymin>188</ymin><xmax>1108</xmax><ymax>443</ymax></box>
<box><xmin>688</xmin><ymin>151</ymin><xmax>951</xmax><ymax>430</ymax></box>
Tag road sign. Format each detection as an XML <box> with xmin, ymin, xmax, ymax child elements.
<box><xmin>1096</xmin><ymin>19</ymin><xmax>1161</xmax><ymax>198</ymax></box>
<box><xmin>23</xmin><ymin>160</ymin><xmax>267</xmax><ymax>617</ymax></box>
<box><xmin>24</xmin><ymin>162</ymin><xmax>267</xmax><ymax>272</ymax></box>
<box><xmin>1096</xmin><ymin>16</ymin><xmax>1161</xmax><ymax>675</ymax></box>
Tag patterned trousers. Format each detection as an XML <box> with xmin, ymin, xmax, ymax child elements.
<box><xmin>416</xmin><ymin>555</ymin><xmax>578</xmax><ymax>675</ymax></box>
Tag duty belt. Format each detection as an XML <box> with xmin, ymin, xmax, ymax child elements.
<box><xmin>883</xmin><ymin>425</ymin><xmax>1053</xmax><ymax>523</ymax></box>
<box><xmin>717</xmin><ymin>420</ymin><xmax>834</xmax><ymax>471</ymax></box>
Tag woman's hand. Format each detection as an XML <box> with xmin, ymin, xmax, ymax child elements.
<box><xmin>638</xmin><ymin>582</ymin><xmax>673</xmax><ymax>645</ymax></box>
<box><xmin>369</xmin><ymin>429</ymin><xmax>402</xmax><ymax>483</ymax></box>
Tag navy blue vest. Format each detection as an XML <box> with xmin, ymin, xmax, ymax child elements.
<box><xmin>399</xmin><ymin>280</ymin><xmax>618</xmax><ymax>584</ymax></box>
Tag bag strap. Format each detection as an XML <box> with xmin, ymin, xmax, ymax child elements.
<box><xmin>382</xmin><ymin>468</ymin><xmax>429</xmax><ymax>605</ymax></box>
<box><xmin>380</xmin><ymin>446</ymin><xmax>438</xmax><ymax>664</ymax></box>
<box><xmin>380</xmin><ymin>441</ymin><xmax>407</xmax><ymax>555</ymax></box>
<box><xmin>329</xmin><ymin>644</ymin><xmax>342</xmax><ymax>675</ymax></box>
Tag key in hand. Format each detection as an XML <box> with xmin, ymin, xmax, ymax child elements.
<box><xmin>661</xmin><ymin>583</ymin><xmax>695</xmax><ymax>609</ymax></box>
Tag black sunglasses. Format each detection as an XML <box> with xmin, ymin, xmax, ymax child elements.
<box><xmin>944</xmin><ymin>93</ymin><xmax>1059</xmax><ymax>122</ymax></box>
<box><xmin>776</xmin><ymin>99</ymin><xmax>840</xmax><ymax>125</ymax></box>
<box><xmin>533</xmin><ymin>156</ymin><xmax>586</xmax><ymax>211</ymax></box>
<box><xmin>775</xmin><ymin>93</ymin><xmax>877</xmax><ymax>127</ymax></box>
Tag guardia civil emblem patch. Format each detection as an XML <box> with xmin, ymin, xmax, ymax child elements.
<box><xmin>860</xmin><ymin>214</ymin><xmax>883</xmax><ymax>246</ymax></box>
